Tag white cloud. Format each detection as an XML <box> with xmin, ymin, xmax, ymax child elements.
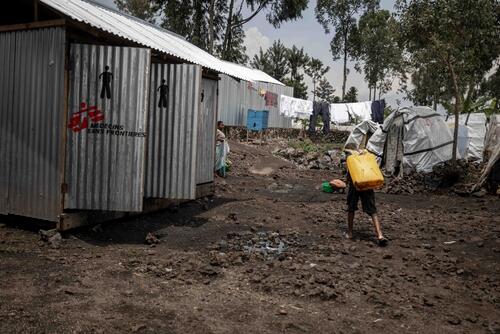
<box><xmin>244</xmin><ymin>27</ymin><xmax>271</xmax><ymax>59</ymax></box>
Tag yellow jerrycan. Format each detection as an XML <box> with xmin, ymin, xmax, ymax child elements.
<box><xmin>346</xmin><ymin>150</ymin><xmax>384</xmax><ymax>191</ymax></box>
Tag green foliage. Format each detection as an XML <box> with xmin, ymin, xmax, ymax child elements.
<box><xmin>396</xmin><ymin>0</ymin><xmax>500</xmax><ymax>163</ymax></box>
<box><xmin>305</xmin><ymin>58</ymin><xmax>330</xmax><ymax>101</ymax></box>
<box><xmin>288</xmin><ymin>139</ymin><xmax>341</xmax><ymax>153</ymax></box>
<box><xmin>251</xmin><ymin>40</ymin><xmax>290</xmax><ymax>82</ymax></box>
<box><xmin>114</xmin><ymin>0</ymin><xmax>158</xmax><ymax>22</ymax></box>
<box><xmin>315</xmin><ymin>77</ymin><xmax>338</xmax><ymax>103</ymax></box>
<box><xmin>344</xmin><ymin>86</ymin><xmax>358</xmax><ymax>102</ymax></box>
<box><xmin>315</xmin><ymin>0</ymin><xmax>378</xmax><ymax>99</ymax></box>
<box><xmin>351</xmin><ymin>9</ymin><xmax>402</xmax><ymax>99</ymax></box>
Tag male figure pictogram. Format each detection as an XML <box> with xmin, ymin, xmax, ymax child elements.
<box><xmin>157</xmin><ymin>79</ymin><xmax>168</xmax><ymax>108</ymax></box>
<box><xmin>99</xmin><ymin>65</ymin><xmax>113</xmax><ymax>99</ymax></box>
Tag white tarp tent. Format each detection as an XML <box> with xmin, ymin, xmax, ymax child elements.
<box><xmin>345</xmin><ymin>120</ymin><xmax>379</xmax><ymax>150</ymax></box>
<box><xmin>445</xmin><ymin>113</ymin><xmax>487</xmax><ymax>161</ymax></box>
<box><xmin>484</xmin><ymin>114</ymin><xmax>500</xmax><ymax>160</ymax></box>
<box><xmin>366</xmin><ymin>106</ymin><xmax>454</xmax><ymax>173</ymax></box>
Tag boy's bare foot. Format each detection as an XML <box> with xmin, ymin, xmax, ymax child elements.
<box><xmin>377</xmin><ymin>237</ymin><xmax>388</xmax><ymax>247</ymax></box>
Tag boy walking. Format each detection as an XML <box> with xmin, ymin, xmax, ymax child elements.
<box><xmin>344</xmin><ymin>149</ymin><xmax>388</xmax><ymax>246</ymax></box>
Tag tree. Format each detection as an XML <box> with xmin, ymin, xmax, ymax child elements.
<box><xmin>251</xmin><ymin>40</ymin><xmax>290</xmax><ymax>82</ymax></box>
<box><xmin>315</xmin><ymin>77</ymin><xmax>338</xmax><ymax>103</ymax></box>
<box><xmin>305</xmin><ymin>58</ymin><xmax>330</xmax><ymax>101</ymax></box>
<box><xmin>114</xmin><ymin>0</ymin><xmax>158</xmax><ymax>22</ymax></box>
<box><xmin>221</xmin><ymin>0</ymin><xmax>308</xmax><ymax>59</ymax></box>
<box><xmin>344</xmin><ymin>86</ymin><xmax>358</xmax><ymax>102</ymax></box>
<box><xmin>396</xmin><ymin>0</ymin><xmax>500</xmax><ymax>165</ymax></box>
<box><xmin>284</xmin><ymin>46</ymin><xmax>310</xmax><ymax>99</ymax></box>
<box><xmin>316</xmin><ymin>0</ymin><xmax>378</xmax><ymax>100</ymax></box>
<box><xmin>352</xmin><ymin>9</ymin><xmax>402</xmax><ymax>100</ymax></box>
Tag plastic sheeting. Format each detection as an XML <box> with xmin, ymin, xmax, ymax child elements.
<box><xmin>366</xmin><ymin>107</ymin><xmax>454</xmax><ymax>173</ymax></box>
<box><xmin>485</xmin><ymin>115</ymin><xmax>500</xmax><ymax>160</ymax></box>
<box><xmin>344</xmin><ymin>120</ymin><xmax>379</xmax><ymax>150</ymax></box>
<box><xmin>446</xmin><ymin>113</ymin><xmax>487</xmax><ymax>161</ymax></box>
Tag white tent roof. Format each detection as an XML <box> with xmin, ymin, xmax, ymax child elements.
<box><xmin>367</xmin><ymin>106</ymin><xmax>454</xmax><ymax>173</ymax></box>
<box><xmin>40</xmin><ymin>0</ymin><xmax>284</xmax><ymax>85</ymax></box>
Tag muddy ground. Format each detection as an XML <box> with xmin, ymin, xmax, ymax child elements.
<box><xmin>1</xmin><ymin>140</ymin><xmax>500</xmax><ymax>334</ymax></box>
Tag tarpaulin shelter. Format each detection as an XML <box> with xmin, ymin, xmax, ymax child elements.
<box><xmin>445</xmin><ymin>113</ymin><xmax>487</xmax><ymax>161</ymax></box>
<box><xmin>344</xmin><ymin>120</ymin><xmax>379</xmax><ymax>150</ymax></box>
<box><xmin>366</xmin><ymin>107</ymin><xmax>454</xmax><ymax>174</ymax></box>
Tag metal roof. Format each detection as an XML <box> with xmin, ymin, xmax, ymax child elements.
<box><xmin>40</xmin><ymin>0</ymin><xmax>285</xmax><ymax>85</ymax></box>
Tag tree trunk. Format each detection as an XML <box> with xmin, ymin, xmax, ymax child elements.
<box><xmin>313</xmin><ymin>81</ymin><xmax>316</xmax><ymax>102</ymax></box>
<box><xmin>222</xmin><ymin>0</ymin><xmax>235</xmax><ymax>59</ymax></box>
<box><xmin>207</xmin><ymin>0</ymin><xmax>216</xmax><ymax>54</ymax></box>
<box><xmin>447</xmin><ymin>59</ymin><xmax>462</xmax><ymax>166</ymax></box>
<box><xmin>342</xmin><ymin>44</ymin><xmax>347</xmax><ymax>101</ymax></box>
<box><xmin>373</xmin><ymin>84</ymin><xmax>376</xmax><ymax>102</ymax></box>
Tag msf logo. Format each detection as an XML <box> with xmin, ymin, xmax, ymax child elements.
<box><xmin>67</xmin><ymin>102</ymin><xmax>104</xmax><ymax>132</ymax></box>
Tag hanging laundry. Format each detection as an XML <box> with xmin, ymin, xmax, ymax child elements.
<box><xmin>279</xmin><ymin>95</ymin><xmax>313</xmax><ymax>119</ymax></box>
<box><xmin>346</xmin><ymin>102</ymin><xmax>372</xmax><ymax>122</ymax></box>
<box><xmin>370</xmin><ymin>99</ymin><xmax>385</xmax><ymax>124</ymax></box>
<box><xmin>309</xmin><ymin>101</ymin><xmax>331</xmax><ymax>134</ymax></box>
<box><xmin>330</xmin><ymin>103</ymin><xmax>351</xmax><ymax>124</ymax></box>
<box><xmin>265</xmin><ymin>91</ymin><xmax>278</xmax><ymax>107</ymax></box>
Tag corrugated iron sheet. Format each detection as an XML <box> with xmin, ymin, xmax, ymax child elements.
<box><xmin>65</xmin><ymin>43</ymin><xmax>150</xmax><ymax>212</ymax></box>
<box><xmin>196</xmin><ymin>78</ymin><xmax>217</xmax><ymax>185</ymax></box>
<box><xmin>40</xmin><ymin>0</ymin><xmax>282</xmax><ymax>85</ymax></box>
<box><xmin>0</xmin><ymin>28</ymin><xmax>65</xmax><ymax>221</ymax></box>
<box><xmin>145</xmin><ymin>63</ymin><xmax>200</xmax><ymax>199</ymax></box>
<box><xmin>218</xmin><ymin>75</ymin><xmax>294</xmax><ymax>128</ymax></box>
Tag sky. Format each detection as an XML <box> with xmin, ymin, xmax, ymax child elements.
<box><xmin>94</xmin><ymin>0</ymin><xmax>410</xmax><ymax>107</ymax></box>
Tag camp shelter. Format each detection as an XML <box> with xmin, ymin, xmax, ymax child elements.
<box><xmin>218</xmin><ymin>71</ymin><xmax>294</xmax><ymax>129</ymax></box>
<box><xmin>0</xmin><ymin>0</ymin><xmax>284</xmax><ymax>229</ymax></box>
<box><xmin>344</xmin><ymin>120</ymin><xmax>379</xmax><ymax>150</ymax></box>
<box><xmin>445</xmin><ymin>113</ymin><xmax>487</xmax><ymax>161</ymax></box>
<box><xmin>366</xmin><ymin>106</ymin><xmax>454</xmax><ymax>174</ymax></box>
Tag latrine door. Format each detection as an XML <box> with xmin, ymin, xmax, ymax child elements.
<box><xmin>196</xmin><ymin>78</ymin><xmax>218</xmax><ymax>185</ymax></box>
<box><xmin>145</xmin><ymin>63</ymin><xmax>201</xmax><ymax>200</ymax></box>
<box><xmin>0</xmin><ymin>28</ymin><xmax>65</xmax><ymax>221</ymax></box>
<box><xmin>65</xmin><ymin>44</ymin><xmax>150</xmax><ymax>212</ymax></box>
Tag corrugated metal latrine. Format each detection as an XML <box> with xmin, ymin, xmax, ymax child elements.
<box><xmin>218</xmin><ymin>74</ymin><xmax>294</xmax><ymax>128</ymax></box>
<box><xmin>0</xmin><ymin>28</ymin><xmax>65</xmax><ymax>221</ymax></box>
<box><xmin>145</xmin><ymin>63</ymin><xmax>201</xmax><ymax>199</ymax></box>
<box><xmin>65</xmin><ymin>43</ymin><xmax>150</xmax><ymax>212</ymax></box>
<box><xmin>196</xmin><ymin>78</ymin><xmax>217</xmax><ymax>185</ymax></box>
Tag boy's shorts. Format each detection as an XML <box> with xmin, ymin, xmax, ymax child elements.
<box><xmin>347</xmin><ymin>185</ymin><xmax>377</xmax><ymax>215</ymax></box>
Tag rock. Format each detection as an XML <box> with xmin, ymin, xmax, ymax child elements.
<box><xmin>131</xmin><ymin>324</ymin><xmax>146</xmax><ymax>332</ymax></box>
<box><xmin>456</xmin><ymin>269</ymin><xmax>465</xmax><ymax>275</ymax></box>
<box><xmin>39</xmin><ymin>229</ymin><xmax>62</xmax><ymax>248</ymax></box>
<box><xmin>472</xmin><ymin>189</ymin><xmax>487</xmax><ymax>198</ymax></box>
<box><xmin>39</xmin><ymin>229</ymin><xmax>59</xmax><ymax>241</ymax></box>
<box><xmin>278</xmin><ymin>309</ymin><xmax>288</xmax><ymax>315</ymax></box>
<box><xmin>145</xmin><ymin>233</ymin><xmax>160</xmax><ymax>245</ymax></box>
<box><xmin>383</xmin><ymin>254</ymin><xmax>392</xmax><ymax>260</ymax></box>
<box><xmin>91</xmin><ymin>224</ymin><xmax>103</xmax><ymax>233</ymax></box>
<box><xmin>447</xmin><ymin>315</ymin><xmax>461</xmax><ymax>325</ymax></box>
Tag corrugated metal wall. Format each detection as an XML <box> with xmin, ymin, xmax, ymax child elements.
<box><xmin>218</xmin><ymin>74</ymin><xmax>294</xmax><ymax>128</ymax></box>
<box><xmin>65</xmin><ymin>43</ymin><xmax>150</xmax><ymax>212</ymax></box>
<box><xmin>0</xmin><ymin>28</ymin><xmax>65</xmax><ymax>221</ymax></box>
<box><xmin>196</xmin><ymin>78</ymin><xmax>217</xmax><ymax>185</ymax></box>
<box><xmin>145</xmin><ymin>63</ymin><xmax>201</xmax><ymax>199</ymax></box>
